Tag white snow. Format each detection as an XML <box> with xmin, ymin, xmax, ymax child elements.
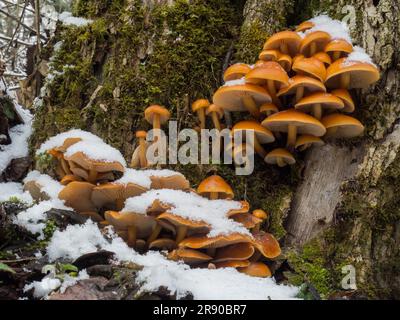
<box><xmin>123</xmin><ymin>189</ymin><xmax>251</xmax><ymax>237</ymax></box>
<box><xmin>46</xmin><ymin>221</ymin><xmax>299</xmax><ymax>300</ymax></box>
<box><xmin>24</xmin><ymin>170</ymin><xmax>64</xmax><ymax>200</ymax></box>
<box><xmin>0</xmin><ymin>182</ymin><xmax>33</xmax><ymax>204</ymax></box>
<box><xmin>223</xmin><ymin>77</ymin><xmax>246</xmax><ymax>87</ymax></box>
<box><xmin>300</xmin><ymin>14</ymin><xmax>352</xmax><ymax>43</ymax></box>
<box><xmin>114</xmin><ymin>168</ymin><xmax>185</xmax><ymax>188</ymax></box>
<box><xmin>59</xmin><ymin>12</ymin><xmax>93</xmax><ymax>27</ymax></box>
<box><xmin>24</xmin><ymin>277</ymin><xmax>61</xmax><ymax>299</ymax></box>
<box><xmin>343</xmin><ymin>45</ymin><xmax>376</xmax><ymax>66</ymax></box>
<box><xmin>0</xmin><ymin>103</ymin><xmax>32</xmax><ymax>173</ymax></box>
<box><xmin>59</xmin><ymin>270</ymin><xmax>90</xmax><ymax>294</ymax></box>
<box><xmin>37</xmin><ymin>129</ymin><xmax>103</xmax><ymax>154</ymax></box>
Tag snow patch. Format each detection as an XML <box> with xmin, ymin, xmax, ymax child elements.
<box><xmin>302</xmin><ymin>14</ymin><xmax>352</xmax><ymax>43</ymax></box>
<box><xmin>59</xmin><ymin>12</ymin><xmax>93</xmax><ymax>27</ymax></box>
<box><xmin>114</xmin><ymin>168</ymin><xmax>185</xmax><ymax>188</ymax></box>
<box><xmin>343</xmin><ymin>46</ymin><xmax>376</xmax><ymax>66</ymax></box>
<box><xmin>123</xmin><ymin>189</ymin><xmax>251</xmax><ymax>237</ymax></box>
<box><xmin>24</xmin><ymin>277</ymin><xmax>61</xmax><ymax>299</ymax></box>
<box><xmin>0</xmin><ymin>182</ymin><xmax>33</xmax><ymax>204</ymax></box>
<box><xmin>24</xmin><ymin>170</ymin><xmax>64</xmax><ymax>200</ymax></box>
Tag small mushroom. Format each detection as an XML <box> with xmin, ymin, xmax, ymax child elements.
<box><xmin>300</xmin><ymin>31</ymin><xmax>331</xmax><ymax>57</ymax></box>
<box><xmin>245</xmin><ymin>61</ymin><xmax>289</xmax><ymax>106</ymax></box>
<box><xmin>148</xmin><ymin>172</ymin><xmax>190</xmax><ymax>190</ymax></box>
<box><xmin>277</xmin><ymin>75</ymin><xmax>326</xmax><ymax>104</ymax></box>
<box><xmin>252</xmin><ymin>209</ymin><xmax>268</xmax><ymax>232</ymax></box>
<box><xmin>191</xmin><ymin>99</ymin><xmax>210</xmax><ymax>130</ymax></box>
<box><xmin>179</xmin><ymin>233</ymin><xmax>253</xmax><ymax>251</ymax></box>
<box><xmin>295</xmin><ymin>21</ymin><xmax>314</xmax><ymax>32</ymax></box>
<box><xmin>258</xmin><ymin>49</ymin><xmax>280</xmax><ymax>62</ymax></box>
<box><xmin>213</xmin><ymin>243</ymin><xmax>255</xmax><ymax>263</ymax></box>
<box><xmin>331</xmin><ymin>89</ymin><xmax>355</xmax><ymax>113</ymax></box>
<box><xmin>313</xmin><ymin>52</ymin><xmax>332</xmax><ymax>67</ymax></box>
<box><xmin>324</xmin><ymin>39</ymin><xmax>353</xmax><ymax>61</ymax></box>
<box><xmin>231</xmin><ymin>213</ymin><xmax>262</xmax><ymax>229</ymax></box>
<box><xmin>264</xmin><ymin>148</ymin><xmax>296</xmax><ymax>167</ymax></box>
<box><xmin>58</xmin><ymin>181</ymin><xmax>97</xmax><ymax>213</ymax></box>
<box><xmin>149</xmin><ymin>238</ymin><xmax>177</xmax><ymax>251</ymax></box>
<box><xmin>252</xmin><ymin>231</ymin><xmax>281</xmax><ymax>259</ymax></box>
<box><xmin>295</xmin><ymin>135</ymin><xmax>325</xmax><ymax>151</ymax></box>
<box><xmin>213</xmin><ymin>82</ymin><xmax>271</xmax><ymax>119</ymax></box>
<box><xmin>277</xmin><ymin>53</ymin><xmax>292</xmax><ymax>72</ymax></box>
<box><xmin>292</xmin><ymin>56</ymin><xmax>327</xmax><ymax>82</ymax></box>
<box><xmin>197</xmin><ymin>175</ymin><xmax>234</xmax><ymax>200</ymax></box>
<box><xmin>260</xmin><ymin>103</ymin><xmax>279</xmax><ymax>117</ymax></box>
<box><xmin>262</xmin><ymin>109</ymin><xmax>326</xmax><ymax>148</ymax></box>
<box><xmin>135</xmin><ymin>130</ymin><xmax>148</xmax><ymax>168</ymax></box>
<box><xmin>295</xmin><ymin>92</ymin><xmax>344</xmax><ymax>120</ymax></box>
<box><xmin>205</xmin><ymin>104</ymin><xmax>224</xmax><ymax>131</ymax></box>
<box><xmin>144</xmin><ymin>104</ymin><xmax>171</xmax><ymax>130</ymax></box>
<box><xmin>263</xmin><ymin>30</ymin><xmax>302</xmax><ymax>56</ymax></box>
<box><xmin>238</xmin><ymin>262</ymin><xmax>272</xmax><ymax>278</ymax></box>
<box><xmin>232</xmin><ymin>120</ymin><xmax>275</xmax><ymax>159</ymax></box>
<box><xmin>325</xmin><ymin>58</ymin><xmax>380</xmax><ymax>89</ymax></box>
<box><xmin>168</xmin><ymin>248</ymin><xmax>212</xmax><ymax>265</ymax></box>
<box><xmin>223</xmin><ymin>63</ymin><xmax>252</xmax><ymax>81</ymax></box>
<box><xmin>321</xmin><ymin>113</ymin><xmax>365</xmax><ymax>138</ymax></box>
<box><xmin>60</xmin><ymin>174</ymin><xmax>82</xmax><ymax>186</ymax></box>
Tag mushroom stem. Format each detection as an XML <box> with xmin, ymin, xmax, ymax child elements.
<box><xmin>146</xmin><ymin>224</ymin><xmax>162</xmax><ymax>246</ymax></box>
<box><xmin>138</xmin><ymin>136</ymin><xmax>147</xmax><ymax>168</ymax></box>
<box><xmin>241</xmin><ymin>96</ymin><xmax>261</xmax><ymax>119</ymax></box>
<box><xmin>287</xmin><ymin>124</ymin><xmax>297</xmax><ymax>148</ymax></box>
<box><xmin>210</xmin><ymin>192</ymin><xmax>219</xmax><ymax>200</ymax></box>
<box><xmin>332</xmin><ymin>51</ymin><xmax>341</xmax><ymax>61</ymax></box>
<box><xmin>280</xmin><ymin>42</ymin><xmax>288</xmax><ymax>55</ymax></box>
<box><xmin>326</xmin><ymin>126</ymin><xmax>338</xmax><ymax>137</ymax></box>
<box><xmin>210</xmin><ymin>112</ymin><xmax>221</xmax><ymax>131</ymax></box>
<box><xmin>88</xmin><ymin>169</ymin><xmax>97</xmax><ymax>184</ymax></box>
<box><xmin>197</xmin><ymin>109</ymin><xmax>206</xmax><ymax>129</ymax></box>
<box><xmin>340</xmin><ymin>73</ymin><xmax>351</xmax><ymax>89</ymax></box>
<box><xmin>176</xmin><ymin>225</ymin><xmax>188</xmax><ymax>244</ymax></box>
<box><xmin>312</xmin><ymin>103</ymin><xmax>322</xmax><ymax>120</ymax></box>
<box><xmin>252</xmin><ymin>137</ymin><xmax>267</xmax><ymax>158</ymax></box>
<box><xmin>310</xmin><ymin>42</ymin><xmax>317</xmax><ymax>56</ymax></box>
<box><xmin>295</xmin><ymin>86</ymin><xmax>304</xmax><ymax>103</ymax></box>
<box><xmin>153</xmin><ymin>114</ymin><xmax>161</xmax><ymax>130</ymax></box>
<box><xmin>266</xmin><ymin>80</ymin><xmax>280</xmax><ymax>107</ymax></box>
<box><xmin>206</xmin><ymin>248</ymin><xmax>216</xmax><ymax>257</ymax></box>
<box><xmin>276</xmin><ymin>157</ymin><xmax>286</xmax><ymax>167</ymax></box>
<box><xmin>127</xmin><ymin>226</ymin><xmax>137</xmax><ymax>248</ymax></box>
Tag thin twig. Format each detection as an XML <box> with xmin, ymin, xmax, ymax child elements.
<box><xmin>34</xmin><ymin>0</ymin><xmax>41</xmax><ymax>52</ymax></box>
<box><xmin>5</xmin><ymin>0</ymin><xmax>28</xmax><ymax>52</ymax></box>
<box><xmin>0</xmin><ymin>33</ymin><xmax>33</xmax><ymax>46</ymax></box>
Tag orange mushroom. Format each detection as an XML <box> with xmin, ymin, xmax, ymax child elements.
<box><xmin>300</xmin><ymin>31</ymin><xmax>331</xmax><ymax>57</ymax></box>
<box><xmin>331</xmin><ymin>89</ymin><xmax>355</xmax><ymax>113</ymax></box>
<box><xmin>197</xmin><ymin>175</ymin><xmax>234</xmax><ymax>200</ymax></box>
<box><xmin>223</xmin><ymin>63</ymin><xmax>252</xmax><ymax>82</ymax></box>
<box><xmin>292</xmin><ymin>56</ymin><xmax>327</xmax><ymax>82</ymax></box>
<box><xmin>295</xmin><ymin>92</ymin><xmax>344</xmax><ymax>120</ymax></box>
<box><xmin>238</xmin><ymin>262</ymin><xmax>272</xmax><ymax>278</ymax></box>
<box><xmin>264</xmin><ymin>148</ymin><xmax>295</xmax><ymax>167</ymax></box>
<box><xmin>58</xmin><ymin>181</ymin><xmax>97</xmax><ymax>213</ymax></box>
<box><xmin>324</xmin><ymin>39</ymin><xmax>353</xmax><ymax>61</ymax></box>
<box><xmin>192</xmin><ymin>99</ymin><xmax>210</xmax><ymax>130</ymax></box>
<box><xmin>144</xmin><ymin>105</ymin><xmax>171</xmax><ymax>130</ymax></box>
<box><xmin>206</xmin><ymin>104</ymin><xmax>224</xmax><ymax>131</ymax></box>
<box><xmin>321</xmin><ymin>114</ymin><xmax>365</xmax><ymax>138</ymax></box>
<box><xmin>277</xmin><ymin>75</ymin><xmax>326</xmax><ymax>103</ymax></box>
<box><xmin>263</xmin><ymin>30</ymin><xmax>302</xmax><ymax>56</ymax></box>
<box><xmin>295</xmin><ymin>135</ymin><xmax>324</xmax><ymax>151</ymax></box>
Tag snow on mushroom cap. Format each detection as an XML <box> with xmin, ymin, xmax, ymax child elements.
<box><xmin>37</xmin><ymin>129</ymin><xmax>103</xmax><ymax>154</ymax></box>
<box><xmin>113</xmin><ymin>168</ymin><xmax>185</xmax><ymax>188</ymax></box>
<box><xmin>342</xmin><ymin>46</ymin><xmax>376</xmax><ymax>67</ymax></box>
<box><xmin>223</xmin><ymin>77</ymin><xmax>247</xmax><ymax>87</ymax></box>
<box><xmin>24</xmin><ymin>170</ymin><xmax>64</xmax><ymax>200</ymax></box>
<box><xmin>45</xmin><ymin>221</ymin><xmax>299</xmax><ymax>300</ymax></box>
<box><xmin>300</xmin><ymin>15</ymin><xmax>352</xmax><ymax>43</ymax></box>
<box><xmin>122</xmin><ymin>189</ymin><xmax>252</xmax><ymax>238</ymax></box>
<box><xmin>64</xmin><ymin>140</ymin><xmax>127</xmax><ymax>166</ymax></box>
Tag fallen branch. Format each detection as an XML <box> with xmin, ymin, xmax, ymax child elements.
<box><xmin>0</xmin><ymin>34</ymin><xmax>33</xmax><ymax>46</ymax></box>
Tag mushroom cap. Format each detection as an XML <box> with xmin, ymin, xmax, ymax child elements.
<box><xmin>295</xmin><ymin>92</ymin><xmax>344</xmax><ymax>113</ymax></box>
<box><xmin>331</xmin><ymin>89</ymin><xmax>355</xmax><ymax>113</ymax></box>
<box><xmin>232</xmin><ymin>120</ymin><xmax>275</xmax><ymax>144</ymax></box>
<box><xmin>197</xmin><ymin>175</ymin><xmax>234</xmax><ymax>200</ymax></box>
<box><xmin>262</xmin><ymin>109</ymin><xmax>326</xmax><ymax>136</ymax></box>
<box><xmin>325</xmin><ymin>58</ymin><xmax>380</xmax><ymax>89</ymax></box>
<box><xmin>168</xmin><ymin>248</ymin><xmax>212</xmax><ymax>264</ymax></box>
<box><xmin>263</xmin><ymin>30</ymin><xmax>302</xmax><ymax>56</ymax></box>
<box><xmin>60</xmin><ymin>174</ymin><xmax>81</xmax><ymax>186</ymax></box>
<box><xmin>321</xmin><ymin>113</ymin><xmax>365</xmax><ymax>138</ymax></box>
<box><xmin>58</xmin><ymin>181</ymin><xmax>96</xmax><ymax>213</ymax></box>
<box><xmin>55</xmin><ymin>137</ymin><xmax>82</xmax><ymax>153</ymax></box>
<box><xmin>260</xmin><ymin>103</ymin><xmax>279</xmax><ymax>115</ymax></box>
<box><xmin>223</xmin><ymin>63</ymin><xmax>252</xmax><ymax>82</ymax></box>
<box><xmin>313</xmin><ymin>52</ymin><xmax>332</xmax><ymax>67</ymax></box>
<box><xmin>192</xmin><ymin>99</ymin><xmax>210</xmax><ymax>112</ymax></box>
<box><xmin>104</xmin><ymin>211</ymin><xmax>156</xmax><ymax>238</ymax></box>
<box><xmin>149</xmin><ymin>238</ymin><xmax>177</xmax><ymax>251</ymax></box>
<box><xmin>212</xmin><ymin>84</ymin><xmax>271</xmax><ymax>112</ymax></box>
<box><xmin>295</xmin><ymin>135</ymin><xmax>325</xmax><ymax>149</ymax></box>
<box><xmin>277</xmin><ymin>53</ymin><xmax>292</xmax><ymax>72</ymax></box>
<box><xmin>205</xmin><ymin>104</ymin><xmax>224</xmax><ymax>119</ymax></box>
<box><xmin>258</xmin><ymin>49</ymin><xmax>280</xmax><ymax>61</ymax></box>
<box><xmin>144</xmin><ymin>105</ymin><xmax>171</xmax><ymax>125</ymax></box>
<box><xmin>292</xmin><ymin>56</ymin><xmax>327</xmax><ymax>82</ymax></box>
<box><xmin>157</xmin><ymin>212</ymin><xmax>210</xmax><ymax>236</ymax></box>
<box><xmin>264</xmin><ymin>148</ymin><xmax>296</xmax><ymax>166</ymax></box>
<box><xmin>64</xmin><ymin>152</ymin><xmax>125</xmax><ymax>174</ymax></box>
<box><xmin>91</xmin><ymin>182</ymin><xmax>147</xmax><ymax>210</ymax></box>
<box><xmin>70</xmin><ymin>166</ymin><xmax>89</xmax><ymax>181</ymax></box>
<box><xmin>277</xmin><ymin>75</ymin><xmax>326</xmax><ymax>97</ymax></box>
<box><xmin>226</xmin><ymin>200</ymin><xmax>250</xmax><ymax>217</ymax></box>
<box><xmin>231</xmin><ymin>213</ymin><xmax>262</xmax><ymax>229</ymax></box>
<box><xmin>245</xmin><ymin>61</ymin><xmax>290</xmax><ymax>90</ymax></box>
<box><xmin>253</xmin><ymin>209</ymin><xmax>268</xmax><ymax>220</ymax></box>
<box><xmin>149</xmin><ymin>174</ymin><xmax>190</xmax><ymax>191</ymax></box>
<box><xmin>238</xmin><ymin>262</ymin><xmax>272</xmax><ymax>278</ymax></box>
<box><xmin>300</xmin><ymin>31</ymin><xmax>331</xmax><ymax>57</ymax></box>
<box><xmin>295</xmin><ymin>21</ymin><xmax>314</xmax><ymax>32</ymax></box>
<box><xmin>252</xmin><ymin>231</ymin><xmax>281</xmax><ymax>259</ymax></box>
<box><xmin>179</xmin><ymin>233</ymin><xmax>252</xmax><ymax>249</ymax></box>
<box><xmin>324</xmin><ymin>39</ymin><xmax>353</xmax><ymax>57</ymax></box>
<box><xmin>135</xmin><ymin>130</ymin><xmax>147</xmax><ymax>139</ymax></box>
<box><xmin>214</xmin><ymin>260</ymin><xmax>250</xmax><ymax>269</ymax></box>
<box><xmin>213</xmin><ymin>243</ymin><xmax>255</xmax><ymax>263</ymax></box>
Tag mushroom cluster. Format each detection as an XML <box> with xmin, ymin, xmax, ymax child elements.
<box><xmin>104</xmin><ymin>174</ymin><xmax>281</xmax><ymax>278</ymax></box>
<box><xmin>192</xmin><ymin>16</ymin><xmax>379</xmax><ymax>167</ymax></box>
